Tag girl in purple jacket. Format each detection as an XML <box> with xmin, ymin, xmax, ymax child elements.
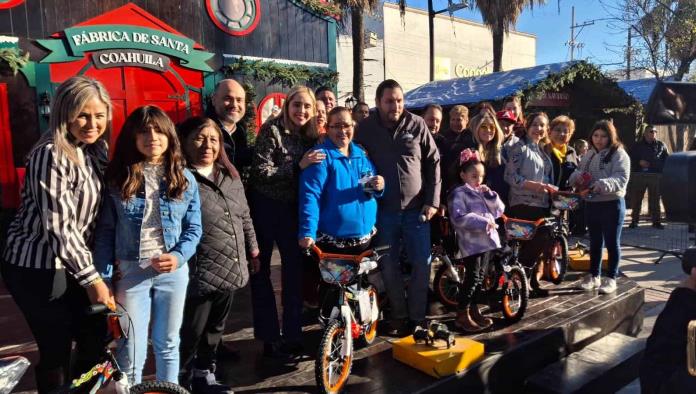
<box><xmin>448</xmin><ymin>149</ymin><xmax>505</xmax><ymax>332</ymax></box>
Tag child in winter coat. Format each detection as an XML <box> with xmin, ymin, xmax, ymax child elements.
<box><xmin>448</xmin><ymin>149</ymin><xmax>505</xmax><ymax>332</ymax></box>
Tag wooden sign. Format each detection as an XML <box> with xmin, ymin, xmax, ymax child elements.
<box><xmin>92</xmin><ymin>49</ymin><xmax>170</xmax><ymax>72</ymax></box>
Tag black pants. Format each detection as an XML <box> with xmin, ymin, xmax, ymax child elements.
<box><xmin>179</xmin><ymin>289</ymin><xmax>235</xmax><ymax>376</ymax></box>
<box><xmin>1</xmin><ymin>263</ymin><xmax>104</xmax><ymax>394</ymax></box>
<box><xmin>457</xmin><ymin>252</ymin><xmax>489</xmax><ymax>309</ymax></box>
<box><xmin>508</xmin><ymin>205</ymin><xmax>552</xmax><ymax>268</ymax></box>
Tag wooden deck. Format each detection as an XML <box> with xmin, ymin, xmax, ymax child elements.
<box><xmin>0</xmin><ymin>269</ymin><xmax>644</xmax><ymax>393</ymax></box>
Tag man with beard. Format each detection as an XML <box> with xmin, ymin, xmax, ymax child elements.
<box><xmin>210</xmin><ymin>79</ymin><xmax>252</xmax><ymax>170</ymax></box>
<box><xmin>354</xmin><ymin>79</ymin><xmax>441</xmax><ymax>335</ymax></box>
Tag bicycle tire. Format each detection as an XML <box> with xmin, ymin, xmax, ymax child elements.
<box><xmin>433</xmin><ymin>263</ymin><xmax>463</xmax><ymax>308</ymax></box>
<box><xmin>546</xmin><ymin>236</ymin><xmax>569</xmax><ymax>285</ymax></box>
<box><xmin>501</xmin><ymin>266</ymin><xmax>528</xmax><ymax>323</ymax></box>
<box><xmin>130</xmin><ymin>380</ymin><xmax>190</xmax><ymax>394</ymax></box>
<box><xmin>315</xmin><ymin>320</ymin><xmax>352</xmax><ymax>394</ymax></box>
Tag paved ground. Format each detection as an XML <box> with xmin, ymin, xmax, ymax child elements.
<box><xmin>0</xmin><ymin>216</ymin><xmax>688</xmax><ymax>393</ymax></box>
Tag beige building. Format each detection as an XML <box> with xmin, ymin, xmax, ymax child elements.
<box><xmin>337</xmin><ymin>3</ymin><xmax>536</xmax><ymax>101</ymax></box>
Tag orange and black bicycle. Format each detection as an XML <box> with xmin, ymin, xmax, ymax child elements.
<box><xmin>306</xmin><ymin>244</ymin><xmax>388</xmax><ymax>394</ymax></box>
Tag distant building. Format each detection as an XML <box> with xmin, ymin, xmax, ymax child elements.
<box><xmin>337</xmin><ymin>2</ymin><xmax>536</xmax><ymax>102</ymax></box>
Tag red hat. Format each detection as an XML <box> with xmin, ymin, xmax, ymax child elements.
<box><xmin>496</xmin><ymin>110</ymin><xmax>517</xmax><ymax>123</ymax></box>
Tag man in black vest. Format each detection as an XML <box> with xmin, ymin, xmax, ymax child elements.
<box><xmin>210</xmin><ymin>79</ymin><xmax>252</xmax><ymax>171</ymax></box>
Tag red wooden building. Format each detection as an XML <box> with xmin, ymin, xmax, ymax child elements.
<box><xmin>0</xmin><ymin>0</ymin><xmax>337</xmax><ymax>209</ymax></box>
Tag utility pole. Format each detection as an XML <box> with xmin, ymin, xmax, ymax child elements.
<box><xmin>428</xmin><ymin>0</ymin><xmax>468</xmax><ymax>81</ymax></box>
<box><xmin>626</xmin><ymin>27</ymin><xmax>632</xmax><ymax>80</ymax></box>
<box><xmin>567</xmin><ymin>6</ymin><xmax>593</xmax><ymax>61</ymax></box>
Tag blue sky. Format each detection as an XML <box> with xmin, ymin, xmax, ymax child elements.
<box><xmin>387</xmin><ymin>0</ymin><xmax>628</xmax><ymax>71</ymax></box>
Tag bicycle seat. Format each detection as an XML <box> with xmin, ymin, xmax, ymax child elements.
<box><xmin>0</xmin><ymin>356</ymin><xmax>30</xmax><ymax>392</ymax></box>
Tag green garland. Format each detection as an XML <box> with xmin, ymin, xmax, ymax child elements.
<box><xmin>223</xmin><ymin>58</ymin><xmax>339</xmax><ymax>89</ymax></box>
<box><xmin>517</xmin><ymin>61</ymin><xmax>641</xmax><ymax>114</ymax></box>
<box><xmin>292</xmin><ymin>0</ymin><xmax>341</xmax><ymax>18</ymax></box>
<box><xmin>241</xmin><ymin>81</ymin><xmax>258</xmax><ymax>145</ymax></box>
<box><xmin>0</xmin><ymin>47</ymin><xmax>29</xmax><ymax>75</ymax></box>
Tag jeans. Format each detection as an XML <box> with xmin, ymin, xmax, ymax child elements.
<box><xmin>375</xmin><ymin>208</ymin><xmax>431</xmax><ymax>322</ymax></box>
<box><xmin>249</xmin><ymin>191</ymin><xmax>303</xmax><ymax>343</ymax></box>
<box><xmin>586</xmin><ymin>198</ymin><xmax>625</xmax><ymax>279</ymax></box>
<box><xmin>115</xmin><ymin>260</ymin><xmax>189</xmax><ymax>383</ymax></box>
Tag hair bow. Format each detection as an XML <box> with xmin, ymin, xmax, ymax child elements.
<box><xmin>459</xmin><ymin>149</ymin><xmax>480</xmax><ymax>165</ymax></box>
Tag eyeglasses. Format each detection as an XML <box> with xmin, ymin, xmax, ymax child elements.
<box><xmin>328</xmin><ymin>123</ymin><xmax>353</xmax><ymax>131</ymax></box>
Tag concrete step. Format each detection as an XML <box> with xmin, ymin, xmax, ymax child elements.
<box><xmin>524</xmin><ymin>333</ymin><xmax>645</xmax><ymax>394</ymax></box>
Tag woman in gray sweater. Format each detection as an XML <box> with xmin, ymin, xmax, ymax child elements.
<box><xmin>570</xmin><ymin>120</ymin><xmax>631</xmax><ymax>294</ymax></box>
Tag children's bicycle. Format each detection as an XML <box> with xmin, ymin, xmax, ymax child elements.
<box><xmin>433</xmin><ymin>217</ymin><xmax>529</xmax><ymax>323</ymax></box>
<box><xmin>65</xmin><ymin>304</ymin><xmax>189</xmax><ymax>394</ymax></box>
<box><xmin>307</xmin><ymin>244</ymin><xmax>388</xmax><ymax>394</ymax></box>
<box><xmin>542</xmin><ymin>190</ymin><xmax>586</xmax><ymax>284</ymax></box>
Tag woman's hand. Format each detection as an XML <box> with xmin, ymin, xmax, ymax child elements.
<box><xmin>299</xmin><ymin>149</ymin><xmax>326</xmax><ymax>169</ymax></box>
<box><xmin>152</xmin><ymin>254</ymin><xmax>178</xmax><ymax>273</ymax></box>
<box><xmin>248</xmin><ymin>249</ymin><xmax>260</xmax><ymax>274</ymax></box>
<box><xmin>370</xmin><ymin>175</ymin><xmax>385</xmax><ymax>191</ymax></box>
<box><xmin>86</xmin><ymin>279</ymin><xmax>115</xmax><ymax>311</ymax></box>
<box><xmin>298</xmin><ymin>237</ymin><xmax>315</xmax><ymax>249</ymax></box>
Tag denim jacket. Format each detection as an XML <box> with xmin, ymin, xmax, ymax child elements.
<box><xmin>93</xmin><ymin>169</ymin><xmax>202</xmax><ymax>280</ymax></box>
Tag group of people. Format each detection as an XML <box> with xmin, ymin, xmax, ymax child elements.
<box><xmin>419</xmin><ymin>99</ymin><xmax>632</xmax><ymax>331</ymax></box>
<box><xmin>0</xmin><ymin>74</ymin><xmax>638</xmax><ymax>394</ymax></box>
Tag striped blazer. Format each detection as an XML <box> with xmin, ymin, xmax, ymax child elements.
<box><xmin>3</xmin><ymin>138</ymin><xmax>106</xmax><ymax>287</ymax></box>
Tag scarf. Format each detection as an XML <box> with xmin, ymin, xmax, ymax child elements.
<box><xmin>550</xmin><ymin>143</ymin><xmax>567</xmax><ymax>163</ymax></box>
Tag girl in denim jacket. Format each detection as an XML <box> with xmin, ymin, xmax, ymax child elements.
<box><xmin>448</xmin><ymin>149</ymin><xmax>505</xmax><ymax>332</ymax></box>
<box><xmin>94</xmin><ymin>106</ymin><xmax>202</xmax><ymax>384</ymax></box>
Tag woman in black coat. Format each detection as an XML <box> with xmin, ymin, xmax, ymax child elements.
<box><xmin>177</xmin><ymin>117</ymin><xmax>259</xmax><ymax>392</ymax></box>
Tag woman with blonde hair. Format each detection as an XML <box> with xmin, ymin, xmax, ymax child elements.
<box><xmin>545</xmin><ymin>115</ymin><xmax>580</xmax><ymax>190</ymax></box>
<box><xmin>248</xmin><ymin>85</ymin><xmax>321</xmax><ymax>358</ymax></box>
<box><xmin>471</xmin><ymin>109</ymin><xmax>508</xmax><ymax>202</ymax></box>
<box><xmin>2</xmin><ymin>76</ymin><xmax>114</xmax><ymax>392</ymax></box>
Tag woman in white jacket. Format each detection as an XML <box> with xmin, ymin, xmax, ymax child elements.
<box><xmin>570</xmin><ymin>120</ymin><xmax>631</xmax><ymax>294</ymax></box>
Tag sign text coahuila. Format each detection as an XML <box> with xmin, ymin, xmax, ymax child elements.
<box><xmin>92</xmin><ymin>49</ymin><xmax>170</xmax><ymax>72</ymax></box>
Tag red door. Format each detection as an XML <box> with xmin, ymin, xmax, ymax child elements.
<box><xmin>0</xmin><ymin>83</ymin><xmax>19</xmax><ymax>208</ymax></box>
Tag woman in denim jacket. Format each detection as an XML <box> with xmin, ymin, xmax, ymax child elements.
<box><xmin>94</xmin><ymin>106</ymin><xmax>202</xmax><ymax>384</ymax></box>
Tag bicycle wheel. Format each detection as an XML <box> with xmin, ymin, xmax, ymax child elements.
<box><xmin>501</xmin><ymin>266</ymin><xmax>528</xmax><ymax>323</ymax></box>
<box><xmin>315</xmin><ymin>320</ymin><xmax>353</xmax><ymax>394</ymax></box>
<box><xmin>546</xmin><ymin>236</ymin><xmax>569</xmax><ymax>285</ymax></box>
<box><xmin>433</xmin><ymin>263</ymin><xmax>465</xmax><ymax>308</ymax></box>
<box><xmin>130</xmin><ymin>380</ymin><xmax>190</xmax><ymax>394</ymax></box>
<box><xmin>356</xmin><ymin>286</ymin><xmax>379</xmax><ymax>347</ymax></box>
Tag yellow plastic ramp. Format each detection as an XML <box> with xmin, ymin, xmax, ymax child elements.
<box><xmin>392</xmin><ymin>335</ymin><xmax>485</xmax><ymax>378</ymax></box>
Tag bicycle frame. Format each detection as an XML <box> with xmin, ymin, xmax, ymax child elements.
<box><xmin>310</xmin><ymin>245</ymin><xmax>384</xmax><ymax>359</ymax></box>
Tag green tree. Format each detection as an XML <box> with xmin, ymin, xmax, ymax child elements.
<box><xmin>474</xmin><ymin>0</ymin><xmax>546</xmax><ymax>72</ymax></box>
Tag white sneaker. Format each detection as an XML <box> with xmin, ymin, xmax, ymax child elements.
<box><xmin>579</xmin><ymin>274</ymin><xmax>600</xmax><ymax>291</ymax></box>
<box><xmin>598</xmin><ymin>278</ymin><xmax>617</xmax><ymax>294</ymax></box>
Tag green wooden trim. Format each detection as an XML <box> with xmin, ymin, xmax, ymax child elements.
<box><xmin>327</xmin><ymin>20</ymin><xmax>337</xmax><ymax>75</ymax></box>
<box><xmin>19</xmin><ymin>61</ymin><xmax>36</xmax><ymax>87</ymax></box>
<box><xmin>203</xmin><ymin>71</ymin><xmax>224</xmax><ymax>113</ymax></box>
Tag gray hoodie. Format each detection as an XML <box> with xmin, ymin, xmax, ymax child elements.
<box><xmin>354</xmin><ymin>110</ymin><xmax>441</xmax><ymax>212</ymax></box>
<box><xmin>569</xmin><ymin>147</ymin><xmax>631</xmax><ymax>202</ymax></box>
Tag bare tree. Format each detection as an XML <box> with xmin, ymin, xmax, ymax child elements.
<box><xmin>604</xmin><ymin>0</ymin><xmax>696</xmax><ymax>81</ymax></box>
